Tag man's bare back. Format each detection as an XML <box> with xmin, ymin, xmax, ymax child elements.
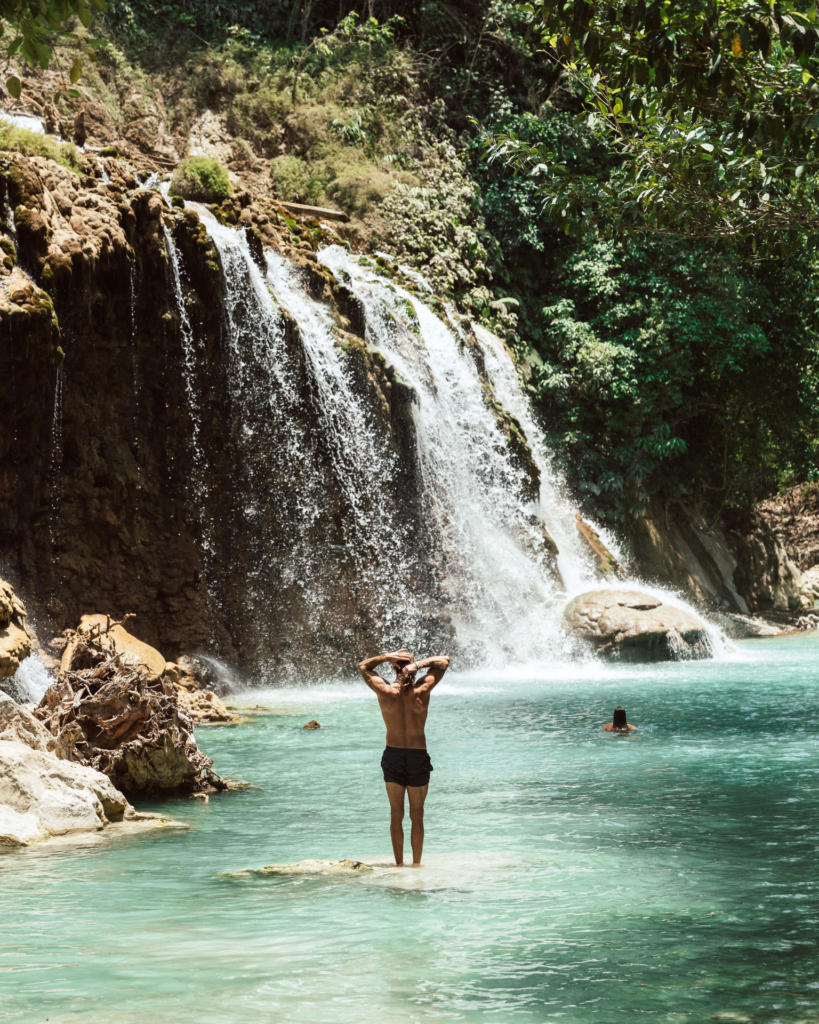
<box><xmin>358</xmin><ymin>648</ymin><xmax>450</xmax><ymax>865</ymax></box>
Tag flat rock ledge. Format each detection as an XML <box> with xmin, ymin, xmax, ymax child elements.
<box><xmin>563</xmin><ymin>589</ymin><xmax>711</xmax><ymax>663</ymax></box>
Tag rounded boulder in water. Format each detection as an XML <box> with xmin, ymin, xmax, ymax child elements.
<box><xmin>563</xmin><ymin>589</ymin><xmax>710</xmax><ymax>662</ymax></box>
<box><xmin>302</xmin><ymin>720</ymin><xmax>321</xmax><ymax>730</ymax></box>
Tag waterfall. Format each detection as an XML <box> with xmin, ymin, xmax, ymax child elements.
<box><xmin>187</xmin><ymin>209</ymin><xmax>433</xmax><ymax>668</ymax></box>
<box><xmin>319</xmin><ymin>247</ymin><xmax>600</xmax><ymax>664</ymax></box>
<box><xmin>162</xmin><ymin>207</ymin><xmax>717</xmax><ymax>672</ymax></box>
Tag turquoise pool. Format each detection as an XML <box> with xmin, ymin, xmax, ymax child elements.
<box><xmin>2</xmin><ymin>635</ymin><xmax>818</xmax><ymax>1023</ymax></box>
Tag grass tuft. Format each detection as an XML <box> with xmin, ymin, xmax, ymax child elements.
<box><xmin>0</xmin><ymin>124</ymin><xmax>85</xmax><ymax>173</ymax></box>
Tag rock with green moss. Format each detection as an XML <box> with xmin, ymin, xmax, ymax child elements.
<box><xmin>170</xmin><ymin>156</ymin><xmax>232</xmax><ymax>204</ymax></box>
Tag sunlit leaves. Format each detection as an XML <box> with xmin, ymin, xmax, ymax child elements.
<box><xmin>0</xmin><ymin>0</ymin><xmax>107</xmax><ymax>95</ymax></box>
<box><xmin>489</xmin><ymin>0</ymin><xmax>819</xmax><ymax>250</ymax></box>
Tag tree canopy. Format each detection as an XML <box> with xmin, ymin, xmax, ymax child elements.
<box><xmin>486</xmin><ymin>1</ymin><xmax>819</xmax><ymax>254</ymax></box>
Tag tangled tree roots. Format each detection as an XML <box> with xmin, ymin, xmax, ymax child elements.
<box><xmin>34</xmin><ymin>621</ymin><xmax>230</xmax><ymax>796</ymax></box>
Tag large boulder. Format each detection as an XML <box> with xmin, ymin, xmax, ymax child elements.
<box><xmin>0</xmin><ymin>740</ymin><xmax>130</xmax><ymax>846</ymax></box>
<box><xmin>563</xmin><ymin>589</ymin><xmax>710</xmax><ymax>662</ymax></box>
<box><xmin>0</xmin><ymin>690</ymin><xmax>135</xmax><ymax>847</ymax></box>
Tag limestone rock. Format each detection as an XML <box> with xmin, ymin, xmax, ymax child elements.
<box><xmin>174</xmin><ymin>683</ymin><xmax>240</xmax><ymax>725</ymax></box>
<box><xmin>0</xmin><ymin>739</ymin><xmax>130</xmax><ymax>847</ymax></box>
<box><xmin>712</xmin><ymin>612</ymin><xmax>788</xmax><ymax>639</ymax></box>
<box><xmin>0</xmin><ymin>691</ymin><xmax>51</xmax><ymax>750</ymax></box>
<box><xmin>632</xmin><ymin>499</ymin><xmax>810</xmax><ymax>614</ymax></box>
<box><xmin>253</xmin><ymin>859</ymin><xmax>373</xmax><ymax>876</ymax></box>
<box><xmin>563</xmin><ymin>589</ymin><xmax>710</xmax><ymax>663</ymax></box>
<box><xmin>166</xmin><ymin>657</ymin><xmax>239</xmax><ymax>723</ymax></box>
<box><xmin>175</xmin><ymin>654</ymin><xmax>231</xmax><ymax>695</ymax></box>
<box><xmin>0</xmin><ymin>579</ymin><xmax>32</xmax><ymax>680</ymax></box>
<box><xmin>60</xmin><ymin>614</ymin><xmax>166</xmax><ymax>682</ymax></box>
<box><xmin>576</xmin><ymin>515</ymin><xmax>627</xmax><ymax>580</ymax></box>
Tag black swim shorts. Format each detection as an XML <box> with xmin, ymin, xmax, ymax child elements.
<box><xmin>381</xmin><ymin>746</ymin><xmax>433</xmax><ymax>788</ymax></box>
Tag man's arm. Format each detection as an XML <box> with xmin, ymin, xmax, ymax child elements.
<box><xmin>405</xmin><ymin>655</ymin><xmax>450</xmax><ymax>694</ymax></box>
<box><xmin>357</xmin><ymin>650</ymin><xmax>410</xmax><ymax>693</ymax></box>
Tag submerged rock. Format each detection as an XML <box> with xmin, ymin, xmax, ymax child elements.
<box><xmin>563</xmin><ymin>589</ymin><xmax>710</xmax><ymax>663</ymax></box>
<box><xmin>252</xmin><ymin>859</ymin><xmax>372</xmax><ymax>876</ymax></box>
<box><xmin>302</xmin><ymin>720</ymin><xmax>321</xmax><ymax>730</ymax></box>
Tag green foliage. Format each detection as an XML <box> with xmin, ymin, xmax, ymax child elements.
<box><xmin>488</xmin><ymin>1</ymin><xmax>819</xmax><ymax>252</ymax></box>
<box><xmin>97</xmin><ymin>0</ymin><xmax>819</xmax><ymax>523</ymax></box>
<box><xmin>0</xmin><ymin>0</ymin><xmax>107</xmax><ymax>99</ymax></box>
<box><xmin>170</xmin><ymin>156</ymin><xmax>232</xmax><ymax>202</ymax></box>
<box><xmin>381</xmin><ymin>135</ymin><xmax>497</xmax><ymax>300</ymax></box>
<box><xmin>532</xmin><ymin>239</ymin><xmax>819</xmax><ymax>524</ymax></box>
<box><xmin>0</xmin><ymin>123</ymin><xmax>84</xmax><ymax>172</ymax></box>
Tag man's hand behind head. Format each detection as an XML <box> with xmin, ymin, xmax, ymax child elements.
<box><xmin>386</xmin><ymin>649</ymin><xmax>413</xmax><ymax>668</ymax></box>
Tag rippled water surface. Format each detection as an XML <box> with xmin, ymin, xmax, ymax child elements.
<box><xmin>2</xmin><ymin>635</ymin><xmax>819</xmax><ymax>1023</ymax></box>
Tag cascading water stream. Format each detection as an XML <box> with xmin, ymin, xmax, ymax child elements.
<box><xmin>319</xmin><ymin>247</ymin><xmax>597</xmax><ymax>663</ymax></box>
<box><xmin>162</xmin><ymin>223</ymin><xmax>212</xmax><ymax>558</ymax></box>
<box><xmin>188</xmin><ymin>208</ymin><xmax>431</xmax><ymax>655</ymax></box>
<box><xmin>471</xmin><ymin>321</ymin><xmax>620</xmax><ymax>589</ymax></box>
<box><xmin>48</xmin><ymin>362</ymin><xmax>64</xmax><ymax>556</ymax></box>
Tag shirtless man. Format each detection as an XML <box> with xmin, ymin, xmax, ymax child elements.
<box><xmin>357</xmin><ymin>648</ymin><xmax>450</xmax><ymax>866</ymax></box>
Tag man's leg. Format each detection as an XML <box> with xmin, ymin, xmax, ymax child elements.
<box><xmin>407</xmin><ymin>784</ymin><xmax>428</xmax><ymax>866</ymax></box>
<box><xmin>385</xmin><ymin>782</ymin><xmax>406</xmax><ymax>865</ymax></box>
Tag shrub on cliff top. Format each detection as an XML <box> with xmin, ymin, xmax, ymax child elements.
<box><xmin>170</xmin><ymin>157</ymin><xmax>232</xmax><ymax>203</ymax></box>
<box><xmin>0</xmin><ymin>125</ymin><xmax>85</xmax><ymax>174</ymax></box>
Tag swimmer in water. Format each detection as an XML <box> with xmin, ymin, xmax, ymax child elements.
<box><xmin>603</xmin><ymin>706</ymin><xmax>637</xmax><ymax>732</ymax></box>
<box><xmin>357</xmin><ymin>648</ymin><xmax>450</xmax><ymax>866</ymax></box>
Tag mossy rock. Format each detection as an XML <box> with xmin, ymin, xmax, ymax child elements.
<box><xmin>100</xmin><ymin>147</ymin><xmax>118</xmax><ymax>157</ymax></box>
<box><xmin>170</xmin><ymin>157</ymin><xmax>232</xmax><ymax>204</ymax></box>
<box><xmin>170</xmin><ymin>195</ymin><xmax>185</xmax><ymax>209</ymax></box>
<box><xmin>0</xmin><ymin>235</ymin><xmax>16</xmax><ymax>264</ymax></box>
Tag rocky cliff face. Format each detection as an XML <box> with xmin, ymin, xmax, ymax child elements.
<box><xmin>631</xmin><ymin>499</ymin><xmax>813</xmax><ymax>615</ymax></box>
<box><xmin>0</xmin><ymin>150</ymin><xmax>443</xmax><ymax>677</ymax></box>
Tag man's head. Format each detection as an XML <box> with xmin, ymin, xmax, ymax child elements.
<box><xmin>393</xmin><ymin>649</ymin><xmax>416</xmax><ymax>689</ymax></box>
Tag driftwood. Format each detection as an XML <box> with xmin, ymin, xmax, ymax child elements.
<box><xmin>53</xmin><ymin>613</ymin><xmax>136</xmax><ymax>673</ymax></box>
<box><xmin>796</xmin><ymin>612</ymin><xmax>819</xmax><ymax>631</ymax></box>
<box><xmin>35</xmin><ymin>630</ymin><xmax>229</xmax><ymax>796</ymax></box>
